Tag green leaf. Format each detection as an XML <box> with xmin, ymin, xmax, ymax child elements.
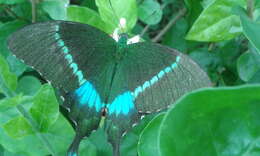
<box><xmin>186</xmin><ymin>0</ymin><xmax>245</xmax><ymax>42</ymax></box>
<box><xmin>10</xmin><ymin>2</ymin><xmax>32</xmax><ymax>21</ymax></box>
<box><xmin>96</xmin><ymin>0</ymin><xmax>137</xmax><ymax>33</ymax></box>
<box><xmin>138</xmin><ymin>0</ymin><xmax>162</xmax><ymax>25</ymax></box>
<box><xmin>16</xmin><ymin>76</ymin><xmax>41</xmax><ymax>96</ymax></box>
<box><xmin>81</xmin><ymin>0</ymin><xmax>98</xmax><ymax>11</ymax></box>
<box><xmin>78</xmin><ymin>138</ymin><xmax>97</xmax><ymax>156</ymax></box>
<box><xmin>0</xmin><ymin>55</ymin><xmax>17</xmax><ymax>95</ymax></box>
<box><xmin>240</xmin><ymin>14</ymin><xmax>260</xmax><ymax>54</ymax></box>
<box><xmin>0</xmin><ymin>95</ymin><xmax>23</xmax><ymax>112</ymax></box>
<box><xmin>88</xmin><ymin>128</ymin><xmax>112</xmax><ymax>156</ymax></box>
<box><xmin>45</xmin><ymin>114</ymin><xmax>75</xmax><ymax>155</ymax></box>
<box><xmin>237</xmin><ymin>52</ymin><xmax>260</xmax><ymax>82</ymax></box>
<box><xmin>121</xmin><ymin>114</ymin><xmax>156</xmax><ymax>156</ymax></box>
<box><xmin>0</xmin><ymin>20</ymin><xmax>26</xmax><ymax>57</ymax></box>
<box><xmin>159</xmin><ymin>85</ymin><xmax>260</xmax><ymax>156</ymax></box>
<box><xmin>40</xmin><ymin>0</ymin><xmax>69</xmax><ymax>20</ymax></box>
<box><xmin>137</xmin><ymin>113</ymin><xmax>165</xmax><ymax>156</ymax></box>
<box><xmin>67</xmin><ymin>5</ymin><xmax>109</xmax><ymax>33</ymax></box>
<box><xmin>189</xmin><ymin>48</ymin><xmax>221</xmax><ymax>73</ymax></box>
<box><xmin>3</xmin><ymin>116</ymin><xmax>34</xmax><ymax>138</ymax></box>
<box><xmin>184</xmin><ymin>0</ymin><xmax>203</xmax><ymax>25</ymax></box>
<box><xmin>0</xmin><ymin>0</ymin><xmax>25</xmax><ymax>4</ymax></box>
<box><xmin>0</xmin><ymin>114</ymin><xmax>74</xmax><ymax>156</ymax></box>
<box><xmin>162</xmin><ymin>18</ymin><xmax>188</xmax><ymax>52</ymax></box>
<box><xmin>30</xmin><ymin>84</ymin><xmax>59</xmax><ymax>132</ymax></box>
<box><xmin>162</xmin><ymin>0</ymin><xmax>176</xmax><ymax>5</ymax></box>
<box><xmin>6</xmin><ymin>54</ymin><xmax>27</xmax><ymax>77</ymax></box>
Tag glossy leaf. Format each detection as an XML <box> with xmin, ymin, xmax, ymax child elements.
<box><xmin>88</xmin><ymin>128</ymin><xmax>112</xmax><ymax>156</ymax></box>
<box><xmin>137</xmin><ymin>113</ymin><xmax>165</xmax><ymax>156</ymax></box>
<box><xmin>0</xmin><ymin>114</ymin><xmax>74</xmax><ymax>156</ymax></box>
<box><xmin>0</xmin><ymin>55</ymin><xmax>17</xmax><ymax>95</ymax></box>
<box><xmin>96</xmin><ymin>0</ymin><xmax>137</xmax><ymax>33</ymax></box>
<box><xmin>121</xmin><ymin>114</ymin><xmax>156</xmax><ymax>156</ymax></box>
<box><xmin>0</xmin><ymin>0</ymin><xmax>25</xmax><ymax>4</ymax></box>
<box><xmin>162</xmin><ymin>18</ymin><xmax>188</xmax><ymax>52</ymax></box>
<box><xmin>138</xmin><ymin>0</ymin><xmax>162</xmax><ymax>25</ymax></box>
<box><xmin>240</xmin><ymin>14</ymin><xmax>260</xmax><ymax>54</ymax></box>
<box><xmin>237</xmin><ymin>52</ymin><xmax>260</xmax><ymax>82</ymax></box>
<box><xmin>186</xmin><ymin>0</ymin><xmax>245</xmax><ymax>41</ymax></box>
<box><xmin>184</xmin><ymin>0</ymin><xmax>203</xmax><ymax>25</ymax></box>
<box><xmin>67</xmin><ymin>5</ymin><xmax>109</xmax><ymax>33</ymax></box>
<box><xmin>78</xmin><ymin>138</ymin><xmax>97</xmax><ymax>156</ymax></box>
<box><xmin>3</xmin><ymin>116</ymin><xmax>34</xmax><ymax>138</ymax></box>
<box><xmin>16</xmin><ymin>76</ymin><xmax>41</xmax><ymax>96</ymax></box>
<box><xmin>40</xmin><ymin>0</ymin><xmax>69</xmax><ymax>20</ymax></box>
<box><xmin>30</xmin><ymin>84</ymin><xmax>59</xmax><ymax>132</ymax></box>
<box><xmin>0</xmin><ymin>95</ymin><xmax>23</xmax><ymax>112</ymax></box>
<box><xmin>0</xmin><ymin>21</ymin><xmax>26</xmax><ymax>57</ymax></box>
<box><xmin>6</xmin><ymin>54</ymin><xmax>27</xmax><ymax>77</ymax></box>
<box><xmin>159</xmin><ymin>85</ymin><xmax>260</xmax><ymax>156</ymax></box>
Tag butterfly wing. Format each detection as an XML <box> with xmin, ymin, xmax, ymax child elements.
<box><xmin>105</xmin><ymin>42</ymin><xmax>211</xmax><ymax>155</ymax></box>
<box><xmin>8</xmin><ymin>21</ymin><xmax>117</xmax><ymax>156</ymax></box>
<box><xmin>8</xmin><ymin>21</ymin><xmax>116</xmax><ymax>96</ymax></box>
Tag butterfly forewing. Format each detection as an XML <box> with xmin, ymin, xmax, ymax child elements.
<box><xmin>8</xmin><ymin>21</ymin><xmax>117</xmax><ymax>98</ymax></box>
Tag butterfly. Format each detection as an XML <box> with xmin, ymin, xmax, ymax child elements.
<box><xmin>8</xmin><ymin>20</ymin><xmax>211</xmax><ymax>156</ymax></box>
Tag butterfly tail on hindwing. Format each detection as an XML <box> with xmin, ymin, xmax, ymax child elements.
<box><xmin>105</xmin><ymin>108</ymin><xmax>139</xmax><ymax>156</ymax></box>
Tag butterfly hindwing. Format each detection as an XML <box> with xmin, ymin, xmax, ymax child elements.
<box><xmin>105</xmin><ymin>41</ymin><xmax>211</xmax><ymax>155</ymax></box>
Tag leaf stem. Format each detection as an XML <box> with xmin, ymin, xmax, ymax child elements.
<box><xmin>152</xmin><ymin>8</ymin><xmax>187</xmax><ymax>42</ymax></box>
<box><xmin>140</xmin><ymin>25</ymin><xmax>150</xmax><ymax>37</ymax></box>
<box><xmin>28</xmin><ymin>0</ymin><xmax>38</xmax><ymax>23</ymax></box>
<box><xmin>247</xmin><ymin>0</ymin><xmax>254</xmax><ymax>19</ymax></box>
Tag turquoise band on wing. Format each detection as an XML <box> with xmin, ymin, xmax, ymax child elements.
<box><xmin>132</xmin><ymin>56</ymin><xmax>181</xmax><ymax>99</ymax></box>
<box><xmin>74</xmin><ymin>81</ymin><xmax>102</xmax><ymax>112</ymax></box>
<box><xmin>54</xmin><ymin>25</ymin><xmax>86</xmax><ymax>86</ymax></box>
<box><xmin>107</xmin><ymin>91</ymin><xmax>134</xmax><ymax>116</ymax></box>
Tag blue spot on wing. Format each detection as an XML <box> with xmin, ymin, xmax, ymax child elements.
<box><xmin>171</xmin><ymin>63</ymin><xmax>177</xmax><ymax>69</ymax></box>
<box><xmin>108</xmin><ymin>91</ymin><xmax>134</xmax><ymax>116</ymax></box>
<box><xmin>68</xmin><ymin>152</ymin><xmax>77</xmax><ymax>156</ymax></box>
<box><xmin>158</xmin><ymin>70</ymin><xmax>165</xmax><ymax>78</ymax></box>
<box><xmin>74</xmin><ymin>81</ymin><xmax>103</xmax><ymax>112</ymax></box>
<box><xmin>55</xmin><ymin>33</ymin><xmax>60</xmax><ymax>40</ymax></box>
<box><xmin>58</xmin><ymin>40</ymin><xmax>64</xmax><ymax>47</ymax></box>
<box><xmin>142</xmin><ymin>81</ymin><xmax>150</xmax><ymax>90</ymax></box>
<box><xmin>150</xmin><ymin>76</ymin><xmax>158</xmax><ymax>85</ymax></box>
<box><xmin>62</xmin><ymin>46</ymin><xmax>69</xmax><ymax>54</ymax></box>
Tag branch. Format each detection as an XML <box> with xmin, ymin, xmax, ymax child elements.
<box><xmin>140</xmin><ymin>25</ymin><xmax>150</xmax><ymax>37</ymax></box>
<box><xmin>28</xmin><ymin>0</ymin><xmax>37</xmax><ymax>23</ymax></box>
<box><xmin>152</xmin><ymin>8</ymin><xmax>187</xmax><ymax>42</ymax></box>
<box><xmin>247</xmin><ymin>0</ymin><xmax>254</xmax><ymax>19</ymax></box>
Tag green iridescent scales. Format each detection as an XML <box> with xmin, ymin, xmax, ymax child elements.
<box><xmin>7</xmin><ymin>21</ymin><xmax>211</xmax><ymax>156</ymax></box>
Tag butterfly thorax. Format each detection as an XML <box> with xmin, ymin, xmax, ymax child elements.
<box><xmin>117</xmin><ymin>33</ymin><xmax>128</xmax><ymax>49</ymax></box>
<box><xmin>114</xmin><ymin>33</ymin><xmax>128</xmax><ymax>61</ymax></box>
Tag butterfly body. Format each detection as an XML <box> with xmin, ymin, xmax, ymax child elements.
<box><xmin>8</xmin><ymin>21</ymin><xmax>211</xmax><ymax>156</ymax></box>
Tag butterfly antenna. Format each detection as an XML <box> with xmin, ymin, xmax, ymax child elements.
<box><xmin>108</xmin><ymin>0</ymin><xmax>126</xmax><ymax>33</ymax></box>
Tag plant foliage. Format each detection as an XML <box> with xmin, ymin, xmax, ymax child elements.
<box><xmin>0</xmin><ymin>0</ymin><xmax>259</xmax><ymax>155</ymax></box>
